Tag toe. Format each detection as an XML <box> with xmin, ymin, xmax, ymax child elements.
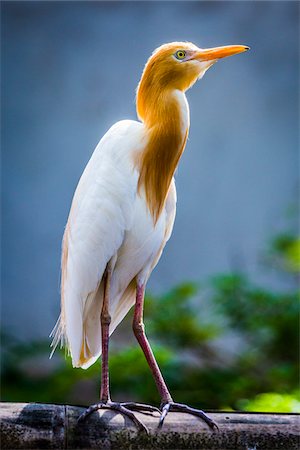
<box><xmin>158</xmin><ymin>403</ymin><xmax>171</xmax><ymax>428</ymax></box>
<box><xmin>122</xmin><ymin>402</ymin><xmax>161</xmax><ymax>414</ymax></box>
<box><xmin>158</xmin><ymin>402</ymin><xmax>218</xmax><ymax>431</ymax></box>
<box><xmin>118</xmin><ymin>405</ymin><xmax>149</xmax><ymax>434</ymax></box>
<box><xmin>77</xmin><ymin>403</ymin><xmax>103</xmax><ymax>423</ymax></box>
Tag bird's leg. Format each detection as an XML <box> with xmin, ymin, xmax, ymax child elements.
<box><xmin>133</xmin><ymin>283</ymin><xmax>218</xmax><ymax>431</ymax></box>
<box><xmin>99</xmin><ymin>266</ymin><xmax>111</xmax><ymax>403</ymax></box>
<box><xmin>133</xmin><ymin>283</ymin><xmax>173</xmax><ymax>404</ymax></box>
<box><xmin>78</xmin><ymin>266</ymin><xmax>157</xmax><ymax>433</ymax></box>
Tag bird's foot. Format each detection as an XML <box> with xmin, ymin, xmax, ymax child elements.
<box><xmin>78</xmin><ymin>400</ymin><xmax>160</xmax><ymax>434</ymax></box>
<box><xmin>158</xmin><ymin>402</ymin><xmax>218</xmax><ymax>431</ymax></box>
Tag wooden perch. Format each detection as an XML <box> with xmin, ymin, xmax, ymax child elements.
<box><xmin>0</xmin><ymin>402</ymin><xmax>299</xmax><ymax>449</ymax></box>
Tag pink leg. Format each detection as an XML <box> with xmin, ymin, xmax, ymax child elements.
<box><xmin>100</xmin><ymin>266</ymin><xmax>111</xmax><ymax>403</ymax></box>
<box><xmin>133</xmin><ymin>283</ymin><xmax>173</xmax><ymax>404</ymax></box>
<box><xmin>133</xmin><ymin>282</ymin><xmax>218</xmax><ymax>431</ymax></box>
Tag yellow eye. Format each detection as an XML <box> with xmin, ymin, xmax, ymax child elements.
<box><xmin>175</xmin><ymin>50</ymin><xmax>186</xmax><ymax>60</ymax></box>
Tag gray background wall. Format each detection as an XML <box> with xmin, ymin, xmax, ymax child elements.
<box><xmin>2</xmin><ymin>1</ymin><xmax>298</xmax><ymax>340</ymax></box>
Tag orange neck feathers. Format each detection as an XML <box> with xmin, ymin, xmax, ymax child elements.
<box><xmin>136</xmin><ymin>57</ymin><xmax>190</xmax><ymax>223</ymax></box>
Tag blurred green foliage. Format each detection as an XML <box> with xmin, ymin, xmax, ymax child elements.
<box><xmin>1</xmin><ymin>231</ymin><xmax>299</xmax><ymax>412</ymax></box>
<box><xmin>240</xmin><ymin>392</ymin><xmax>300</xmax><ymax>413</ymax></box>
<box><xmin>265</xmin><ymin>232</ymin><xmax>300</xmax><ymax>273</ymax></box>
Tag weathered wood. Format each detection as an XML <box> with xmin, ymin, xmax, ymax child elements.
<box><xmin>0</xmin><ymin>402</ymin><xmax>299</xmax><ymax>449</ymax></box>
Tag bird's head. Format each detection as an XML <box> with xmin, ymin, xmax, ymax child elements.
<box><xmin>140</xmin><ymin>41</ymin><xmax>249</xmax><ymax>92</ymax></box>
<box><xmin>136</xmin><ymin>41</ymin><xmax>249</xmax><ymax>121</ymax></box>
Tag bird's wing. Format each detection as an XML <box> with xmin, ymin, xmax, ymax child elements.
<box><xmin>50</xmin><ymin>120</ymin><xmax>145</xmax><ymax>367</ymax></box>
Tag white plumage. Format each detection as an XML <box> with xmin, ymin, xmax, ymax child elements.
<box><xmin>50</xmin><ymin>119</ymin><xmax>177</xmax><ymax>369</ymax></box>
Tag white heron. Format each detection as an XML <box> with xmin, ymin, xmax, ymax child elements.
<box><xmin>50</xmin><ymin>41</ymin><xmax>249</xmax><ymax>432</ymax></box>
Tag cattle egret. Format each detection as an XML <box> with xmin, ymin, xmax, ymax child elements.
<box><xmin>50</xmin><ymin>41</ymin><xmax>249</xmax><ymax>432</ymax></box>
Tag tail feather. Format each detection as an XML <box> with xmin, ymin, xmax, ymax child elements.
<box><xmin>49</xmin><ymin>314</ymin><xmax>69</xmax><ymax>359</ymax></box>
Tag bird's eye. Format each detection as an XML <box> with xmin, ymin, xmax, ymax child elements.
<box><xmin>175</xmin><ymin>50</ymin><xmax>186</xmax><ymax>60</ymax></box>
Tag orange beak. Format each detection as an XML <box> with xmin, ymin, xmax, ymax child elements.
<box><xmin>195</xmin><ymin>45</ymin><xmax>250</xmax><ymax>61</ymax></box>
